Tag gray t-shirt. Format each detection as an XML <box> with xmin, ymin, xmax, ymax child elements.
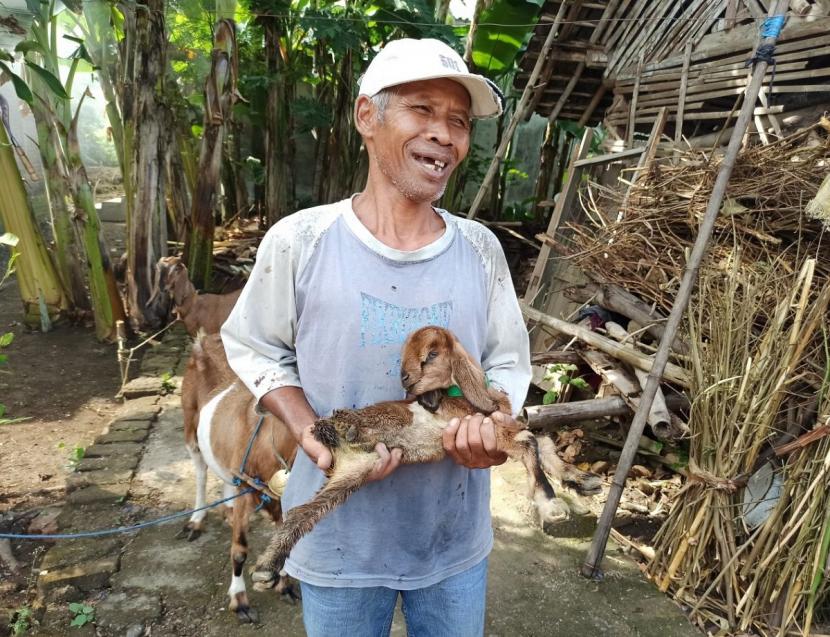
<box><xmin>222</xmin><ymin>197</ymin><xmax>530</xmax><ymax>589</ymax></box>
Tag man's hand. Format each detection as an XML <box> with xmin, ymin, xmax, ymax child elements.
<box><xmin>298</xmin><ymin>424</ymin><xmax>333</xmax><ymax>471</ymax></box>
<box><xmin>299</xmin><ymin>425</ymin><xmax>401</xmax><ymax>482</ymax></box>
<box><xmin>366</xmin><ymin>443</ymin><xmax>403</xmax><ymax>483</ymax></box>
<box><xmin>443</xmin><ymin>411</ymin><xmax>510</xmax><ymax>469</ymax></box>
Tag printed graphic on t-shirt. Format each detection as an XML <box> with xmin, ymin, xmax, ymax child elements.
<box><xmin>359</xmin><ymin>292</ymin><xmax>452</xmax><ymax>375</ymax></box>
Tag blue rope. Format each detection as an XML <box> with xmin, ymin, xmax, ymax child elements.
<box><xmin>761</xmin><ymin>15</ymin><xmax>786</xmax><ymax>39</ymax></box>
<box><xmin>238</xmin><ymin>415</ymin><xmax>265</xmax><ymax>479</ymax></box>
<box><xmin>0</xmin><ymin>488</ymin><xmax>254</xmax><ymax>541</ymax></box>
<box><xmin>232</xmin><ymin>414</ymin><xmax>272</xmax><ymax>512</ymax></box>
<box><xmin>745</xmin><ymin>15</ymin><xmax>786</xmax><ymax>106</ymax></box>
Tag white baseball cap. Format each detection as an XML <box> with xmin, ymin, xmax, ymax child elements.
<box><xmin>358</xmin><ymin>38</ymin><xmax>504</xmax><ymax>119</ymax></box>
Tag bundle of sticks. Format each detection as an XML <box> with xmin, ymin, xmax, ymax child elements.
<box><xmin>563</xmin><ymin>124</ymin><xmax>830</xmax><ymax>318</ymax></box>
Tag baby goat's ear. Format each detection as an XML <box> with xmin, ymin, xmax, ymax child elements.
<box><xmin>450</xmin><ymin>339</ymin><xmax>496</xmax><ymax>414</ymax></box>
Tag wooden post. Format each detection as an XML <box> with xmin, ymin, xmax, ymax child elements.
<box><xmin>675</xmin><ymin>42</ymin><xmax>693</xmax><ymax>146</ymax></box>
<box><xmin>523</xmin><ymin>393</ymin><xmax>689</xmax><ymax>430</ymax></box>
<box><xmin>581</xmin><ymin>0</ymin><xmax>792</xmax><ymax>580</ymax></box>
<box><xmin>466</xmin><ymin>2</ymin><xmax>568</xmax><ymax>220</ymax></box>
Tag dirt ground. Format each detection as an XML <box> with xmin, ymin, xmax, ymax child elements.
<box><xmin>0</xmin><ymin>279</ymin><xmax>122</xmax><ymax>508</ymax></box>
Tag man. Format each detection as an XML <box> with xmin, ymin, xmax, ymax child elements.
<box><xmin>222</xmin><ymin>38</ymin><xmax>531</xmax><ymax>635</ymax></box>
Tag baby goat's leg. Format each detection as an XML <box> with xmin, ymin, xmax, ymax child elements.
<box><xmin>177</xmin><ymin>443</ymin><xmax>208</xmax><ymax>541</ymax></box>
<box><xmin>257</xmin><ymin>453</ymin><xmax>377</xmax><ymax>575</ymax></box>
<box><xmin>503</xmin><ymin>430</ymin><xmax>569</xmax><ymax>524</ymax></box>
<box><xmin>229</xmin><ymin>493</ymin><xmax>258</xmax><ymax>624</ymax></box>
<box><xmin>537</xmin><ymin>436</ymin><xmax>603</xmax><ymax>496</ymax></box>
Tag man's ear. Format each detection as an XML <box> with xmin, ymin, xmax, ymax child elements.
<box><xmin>354</xmin><ymin>95</ymin><xmax>379</xmax><ymax>139</ymax></box>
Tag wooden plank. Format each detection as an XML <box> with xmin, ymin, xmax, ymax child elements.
<box><xmin>578</xmin><ymin>82</ymin><xmax>609</xmax><ymax>126</ymax></box>
<box><xmin>606</xmin><ymin>0</ymin><xmax>652</xmax><ymax>72</ymax></box>
<box><xmin>621</xmin><ymin>107</ymin><xmax>668</xmax><ymax>211</ymax></box>
<box><xmin>675</xmin><ymin>41</ymin><xmax>693</xmax><ymax>145</ymax></box>
<box><xmin>742</xmin><ymin>0</ymin><xmax>767</xmax><ymax>19</ymax></box>
<box><xmin>607</xmin><ymin>105</ymin><xmax>784</xmax><ymax>126</ymax></box>
<box><xmin>589</xmin><ymin>0</ymin><xmax>622</xmax><ymax>43</ymax></box>
<box><xmin>627</xmin><ymin>51</ymin><xmax>644</xmax><ymax>147</ymax></box>
<box><xmin>547</xmin><ymin>62</ymin><xmax>586</xmax><ymax>122</ymax></box>
<box><xmin>615</xmin><ymin>19</ymin><xmax>830</xmax><ymax>80</ymax></box>
<box><xmin>606</xmin><ymin>0</ymin><xmax>670</xmax><ymax>75</ymax></box>
<box><xmin>757</xmin><ymin>86</ymin><xmax>783</xmax><ymax>136</ymax></box>
<box><xmin>618</xmin><ymin>58</ymin><xmax>811</xmax><ymax>93</ymax></box>
<box><xmin>602</xmin><ymin>0</ymin><xmax>636</xmax><ymax>51</ymax></box>
<box><xmin>726</xmin><ymin>0</ymin><xmax>740</xmax><ymax>27</ymax></box>
<box><xmin>573</xmin><ymin>146</ymin><xmax>644</xmax><ymax>167</ymax></box>
<box><xmin>649</xmin><ymin>0</ymin><xmax>709</xmax><ymax>65</ymax></box>
<box><xmin>614</xmin><ymin>35</ymin><xmax>830</xmax><ymax>86</ymax></box>
<box><xmin>523</xmin><ymin>129</ymin><xmax>594</xmax><ymax>307</ymax></box>
<box><xmin>615</xmin><ymin>67</ymin><xmax>830</xmax><ymax>112</ymax></box>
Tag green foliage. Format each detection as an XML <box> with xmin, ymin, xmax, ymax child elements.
<box><xmin>9</xmin><ymin>606</ymin><xmax>32</xmax><ymax>636</ymax></box>
<box><xmin>471</xmin><ymin>0</ymin><xmax>544</xmax><ymax>76</ymax></box>
<box><xmin>58</xmin><ymin>442</ymin><xmax>85</xmax><ymax>467</ymax></box>
<box><xmin>557</xmin><ymin>120</ymin><xmax>607</xmax><ymax>154</ymax></box>
<box><xmin>541</xmin><ymin>363</ymin><xmax>589</xmax><ymax>405</ymax></box>
<box><xmin>0</xmin><ymin>60</ymin><xmax>34</xmax><ymax>105</ymax></box>
<box><xmin>68</xmin><ymin>603</ymin><xmax>94</xmax><ymax>628</ymax></box>
<box><xmin>0</xmin><ymin>235</ymin><xmax>23</xmax><ymax>425</ymax></box>
<box><xmin>24</xmin><ymin>60</ymin><xmax>71</xmax><ymax>100</ymax></box>
<box><xmin>160</xmin><ymin>371</ymin><xmax>176</xmax><ymax>393</ymax></box>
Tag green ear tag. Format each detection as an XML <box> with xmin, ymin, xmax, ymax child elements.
<box><xmin>446</xmin><ymin>385</ymin><xmax>464</xmax><ymax>397</ymax></box>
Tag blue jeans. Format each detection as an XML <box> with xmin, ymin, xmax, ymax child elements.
<box><xmin>300</xmin><ymin>558</ymin><xmax>488</xmax><ymax>637</ymax></box>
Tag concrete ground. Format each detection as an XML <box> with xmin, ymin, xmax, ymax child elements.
<box><xmin>87</xmin><ymin>395</ymin><xmax>699</xmax><ymax>637</ymax></box>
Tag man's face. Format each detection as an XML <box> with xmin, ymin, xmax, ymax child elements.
<box><xmin>369</xmin><ymin>78</ymin><xmax>472</xmax><ymax>204</ymax></box>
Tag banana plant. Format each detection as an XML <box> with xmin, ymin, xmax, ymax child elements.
<box><xmin>0</xmin><ymin>90</ymin><xmax>69</xmax><ymax>327</ymax></box>
<box><xmin>9</xmin><ymin>0</ymin><xmax>124</xmax><ymax>340</ymax></box>
<box><xmin>185</xmin><ymin>0</ymin><xmax>240</xmax><ymax>290</ymax></box>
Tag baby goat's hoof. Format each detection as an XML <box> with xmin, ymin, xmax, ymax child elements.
<box><xmin>175</xmin><ymin>522</ymin><xmax>203</xmax><ymax>542</ymax></box>
<box><xmin>234</xmin><ymin>605</ymin><xmax>259</xmax><ymax>624</ymax></box>
<box><xmin>537</xmin><ymin>497</ymin><xmax>570</xmax><ymax>526</ymax></box>
<box><xmin>563</xmin><ymin>468</ymin><xmax>603</xmax><ymax>496</ymax></box>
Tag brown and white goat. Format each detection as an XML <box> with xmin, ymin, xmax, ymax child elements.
<box><xmin>180</xmin><ymin>333</ymin><xmax>297</xmax><ymax>623</ymax></box>
<box><xmin>256</xmin><ymin>326</ymin><xmax>572</xmax><ymax>576</ymax></box>
<box><xmin>154</xmin><ymin>256</ymin><xmax>241</xmax><ymax>335</ymax></box>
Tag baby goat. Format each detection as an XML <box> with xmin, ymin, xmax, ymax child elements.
<box><xmin>154</xmin><ymin>256</ymin><xmax>241</xmax><ymax>335</ymax></box>
<box><xmin>180</xmin><ymin>333</ymin><xmax>297</xmax><ymax>623</ymax></box>
<box><xmin>256</xmin><ymin>326</ymin><xmax>570</xmax><ymax>575</ymax></box>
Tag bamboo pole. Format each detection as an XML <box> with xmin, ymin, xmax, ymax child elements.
<box><xmin>523</xmin><ymin>392</ymin><xmax>689</xmax><ymax>430</ymax></box>
<box><xmin>466</xmin><ymin>2</ymin><xmax>568</xmax><ymax>221</ymax></box>
<box><xmin>520</xmin><ymin>303</ymin><xmax>690</xmax><ymax>386</ymax></box>
<box><xmin>581</xmin><ymin>0</ymin><xmax>792</xmax><ymax>579</ymax></box>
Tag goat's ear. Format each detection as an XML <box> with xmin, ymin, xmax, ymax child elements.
<box><xmin>450</xmin><ymin>339</ymin><xmax>496</xmax><ymax>414</ymax></box>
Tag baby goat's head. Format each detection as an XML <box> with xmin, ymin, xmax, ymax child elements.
<box><xmin>400</xmin><ymin>326</ymin><xmax>496</xmax><ymax>414</ymax></box>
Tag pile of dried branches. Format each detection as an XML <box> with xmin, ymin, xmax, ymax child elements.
<box><xmin>558</xmin><ymin>124</ymin><xmax>830</xmax><ymax>634</ymax></box>
<box><xmin>565</xmin><ymin>125</ymin><xmax>830</xmax><ymax>318</ymax></box>
<box><xmin>648</xmin><ymin>259</ymin><xmax>830</xmax><ymax>635</ymax></box>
